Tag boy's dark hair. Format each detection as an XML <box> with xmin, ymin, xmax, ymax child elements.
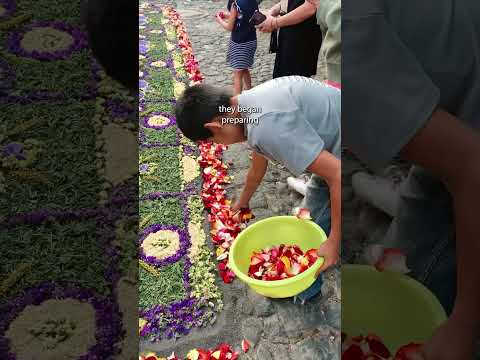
<box><xmin>175</xmin><ymin>84</ymin><xmax>232</xmax><ymax>141</ymax></box>
<box><xmin>82</xmin><ymin>0</ymin><xmax>138</xmax><ymax>91</ymax></box>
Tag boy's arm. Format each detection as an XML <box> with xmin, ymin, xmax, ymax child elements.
<box><xmin>232</xmin><ymin>151</ymin><xmax>268</xmax><ymax>211</ymax></box>
<box><xmin>306</xmin><ymin>150</ymin><xmax>341</xmax><ymax>271</ymax></box>
<box><xmin>216</xmin><ymin>4</ymin><xmax>237</xmax><ymax>32</ymax></box>
<box><xmin>399</xmin><ymin>108</ymin><xmax>480</xmax><ymax>360</ymax></box>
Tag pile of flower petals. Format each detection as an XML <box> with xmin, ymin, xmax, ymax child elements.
<box><xmin>163</xmin><ymin>7</ymin><xmax>204</xmax><ymax>85</ymax></box>
<box><xmin>341</xmin><ymin>333</ymin><xmax>423</xmax><ymax>360</ymax></box>
<box><xmin>198</xmin><ymin>141</ymin><xmax>254</xmax><ymax>283</ymax></box>
<box><xmin>248</xmin><ymin>244</ymin><xmax>319</xmax><ymax>281</ymax></box>
<box><xmin>140</xmin><ymin>343</ymin><xmax>240</xmax><ymax>360</ymax></box>
<box><xmin>162</xmin><ymin>6</ymin><xmax>254</xmax><ymax>284</ymax></box>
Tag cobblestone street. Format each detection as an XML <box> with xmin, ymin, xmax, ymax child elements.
<box><xmin>145</xmin><ymin>0</ymin><xmax>340</xmax><ymax>358</ymax></box>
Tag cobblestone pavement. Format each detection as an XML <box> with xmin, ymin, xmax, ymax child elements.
<box><xmin>176</xmin><ymin>0</ymin><xmax>325</xmax><ymax>86</ymax></box>
<box><xmin>144</xmin><ymin>0</ymin><xmax>340</xmax><ymax>359</ymax></box>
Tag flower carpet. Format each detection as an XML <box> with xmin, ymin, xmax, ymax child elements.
<box><xmin>138</xmin><ymin>3</ymin><xmax>223</xmax><ymax>344</ymax></box>
<box><xmin>0</xmin><ymin>0</ymin><xmax>137</xmax><ymax>358</ymax></box>
<box><xmin>139</xmin><ymin>3</ymin><xmax>255</xmax><ymax>357</ymax></box>
<box><xmin>0</xmin><ymin>0</ymin><xmax>251</xmax><ymax>357</ymax></box>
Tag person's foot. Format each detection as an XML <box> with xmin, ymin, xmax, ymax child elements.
<box><xmin>287</xmin><ymin>176</ymin><xmax>307</xmax><ymax>196</ymax></box>
<box><xmin>351</xmin><ymin>172</ymin><xmax>400</xmax><ymax>217</ymax></box>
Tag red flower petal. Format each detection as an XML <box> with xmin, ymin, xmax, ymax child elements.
<box><xmin>342</xmin><ymin>344</ymin><xmax>364</xmax><ymax>360</ymax></box>
<box><xmin>305</xmin><ymin>249</ymin><xmax>319</xmax><ymax>265</ymax></box>
<box><xmin>351</xmin><ymin>335</ymin><xmax>364</xmax><ymax>343</ymax></box>
<box><xmin>250</xmin><ymin>255</ymin><xmax>264</xmax><ymax>266</ymax></box>
<box><xmin>366</xmin><ymin>334</ymin><xmax>391</xmax><ymax>358</ymax></box>
<box><xmin>363</xmin><ymin>354</ymin><xmax>383</xmax><ymax>360</ymax></box>
<box><xmin>394</xmin><ymin>343</ymin><xmax>423</xmax><ymax>360</ymax></box>
<box><xmin>221</xmin><ymin>270</ymin><xmax>235</xmax><ymax>283</ymax></box>
<box><xmin>375</xmin><ymin>248</ymin><xmax>411</xmax><ymax>274</ymax></box>
<box><xmin>275</xmin><ymin>260</ymin><xmax>286</xmax><ymax>274</ymax></box>
<box><xmin>196</xmin><ymin>349</ymin><xmax>210</xmax><ymax>360</ymax></box>
<box><xmin>293</xmin><ymin>207</ymin><xmax>312</xmax><ymax>220</ymax></box>
<box><xmin>218</xmin><ymin>343</ymin><xmax>233</xmax><ymax>354</ymax></box>
<box><xmin>241</xmin><ymin>339</ymin><xmax>250</xmax><ymax>353</ymax></box>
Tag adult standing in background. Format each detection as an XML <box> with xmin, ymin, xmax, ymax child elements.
<box><xmin>258</xmin><ymin>0</ymin><xmax>341</xmax><ymax>84</ymax></box>
<box><xmin>267</xmin><ymin>0</ymin><xmax>322</xmax><ymax>78</ymax></box>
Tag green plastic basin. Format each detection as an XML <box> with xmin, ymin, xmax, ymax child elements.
<box><xmin>342</xmin><ymin>264</ymin><xmax>447</xmax><ymax>352</ymax></box>
<box><xmin>228</xmin><ymin>216</ymin><xmax>327</xmax><ymax>298</ymax></box>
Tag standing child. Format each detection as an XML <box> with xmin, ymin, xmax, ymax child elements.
<box><xmin>215</xmin><ymin>0</ymin><xmax>258</xmax><ymax>95</ymax></box>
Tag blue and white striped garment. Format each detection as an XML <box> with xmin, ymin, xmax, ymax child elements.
<box><xmin>226</xmin><ymin>38</ymin><xmax>257</xmax><ymax>70</ymax></box>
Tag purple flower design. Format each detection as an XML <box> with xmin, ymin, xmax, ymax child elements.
<box><xmin>0</xmin><ymin>0</ymin><xmax>16</xmax><ymax>19</ymax></box>
<box><xmin>105</xmin><ymin>99</ymin><xmax>135</xmax><ymax>119</ymax></box>
<box><xmin>0</xmin><ymin>207</ymin><xmax>105</xmax><ymax>230</ymax></box>
<box><xmin>139</xmin><ymin>40</ymin><xmax>148</xmax><ymax>54</ymax></box>
<box><xmin>0</xmin><ymin>283</ymin><xmax>123</xmax><ymax>360</ymax></box>
<box><xmin>142</xmin><ymin>7</ymin><xmax>223</xmax><ymax>342</ymax></box>
<box><xmin>6</xmin><ymin>21</ymin><xmax>88</xmax><ymax>61</ymax></box>
<box><xmin>184</xmin><ymin>146</ymin><xmax>197</xmax><ymax>156</ymax></box>
<box><xmin>139</xmin><ymin>79</ymin><xmax>147</xmax><ymax>90</ymax></box>
<box><xmin>139</xmin><ymin>224</ymin><xmax>190</xmax><ymax>267</ymax></box>
<box><xmin>2</xmin><ymin>143</ymin><xmax>26</xmax><ymax>160</ymax></box>
<box><xmin>139</xmin><ymin>297</ymin><xmax>210</xmax><ymax>341</ymax></box>
<box><xmin>142</xmin><ymin>112</ymin><xmax>176</xmax><ymax>130</ymax></box>
<box><xmin>139</xmin><ymin>163</ymin><xmax>149</xmax><ymax>173</ymax></box>
<box><xmin>139</xmin><ymin>14</ymin><xmax>147</xmax><ymax>25</ymax></box>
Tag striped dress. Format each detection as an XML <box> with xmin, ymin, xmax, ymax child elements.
<box><xmin>226</xmin><ymin>0</ymin><xmax>258</xmax><ymax>70</ymax></box>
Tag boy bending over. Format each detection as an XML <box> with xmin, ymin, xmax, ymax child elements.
<box><xmin>176</xmin><ymin>76</ymin><xmax>341</xmax><ymax>299</ymax></box>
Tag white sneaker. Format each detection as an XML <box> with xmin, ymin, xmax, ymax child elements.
<box><xmin>287</xmin><ymin>176</ymin><xmax>307</xmax><ymax>196</ymax></box>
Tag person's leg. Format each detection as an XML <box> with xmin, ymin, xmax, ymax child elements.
<box><xmin>243</xmin><ymin>69</ymin><xmax>252</xmax><ymax>90</ymax></box>
<box><xmin>301</xmin><ymin>175</ymin><xmax>331</xmax><ymax>233</ymax></box>
<box><xmin>294</xmin><ymin>175</ymin><xmax>331</xmax><ymax>305</ymax></box>
<box><xmin>233</xmin><ymin>70</ymin><xmax>243</xmax><ymax>95</ymax></box>
<box><xmin>383</xmin><ymin>166</ymin><xmax>456</xmax><ymax>314</ymax></box>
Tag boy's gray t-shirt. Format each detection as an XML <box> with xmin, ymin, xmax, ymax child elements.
<box><xmin>343</xmin><ymin>0</ymin><xmax>480</xmax><ymax>170</ymax></box>
<box><xmin>237</xmin><ymin>76</ymin><xmax>341</xmax><ymax>176</ymax></box>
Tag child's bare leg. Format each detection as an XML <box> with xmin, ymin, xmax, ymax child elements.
<box><xmin>233</xmin><ymin>70</ymin><xmax>243</xmax><ymax>95</ymax></box>
<box><xmin>243</xmin><ymin>69</ymin><xmax>252</xmax><ymax>90</ymax></box>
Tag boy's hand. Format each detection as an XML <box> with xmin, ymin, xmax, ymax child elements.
<box><xmin>421</xmin><ymin>311</ymin><xmax>476</xmax><ymax>360</ymax></box>
<box><xmin>231</xmin><ymin>201</ymin><xmax>248</xmax><ymax>223</ymax></box>
<box><xmin>231</xmin><ymin>201</ymin><xmax>248</xmax><ymax>213</ymax></box>
<box><xmin>315</xmin><ymin>234</ymin><xmax>340</xmax><ymax>277</ymax></box>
